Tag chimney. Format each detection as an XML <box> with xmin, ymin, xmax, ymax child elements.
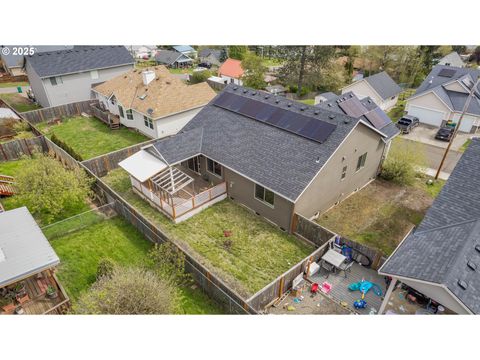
<box><xmin>142</xmin><ymin>70</ymin><xmax>155</xmax><ymax>86</ymax></box>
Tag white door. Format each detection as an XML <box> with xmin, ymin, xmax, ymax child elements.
<box><xmin>408</xmin><ymin>106</ymin><xmax>445</xmax><ymax>127</ymax></box>
<box><xmin>452</xmin><ymin>113</ymin><xmax>476</xmax><ymax>133</ymax></box>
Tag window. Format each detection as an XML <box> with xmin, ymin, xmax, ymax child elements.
<box><xmin>90</xmin><ymin>70</ymin><xmax>99</xmax><ymax>80</ymax></box>
<box><xmin>341</xmin><ymin>165</ymin><xmax>347</xmax><ymax>180</ymax></box>
<box><xmin>118</xmin><ymin>105</ymin><xmax>124</xmax><ymax>118</ymax></box>
<box><xmin>143</xmin><ymin>115</ymin><xmax>153</xmax><ymax>129</ymax></box>
<box><xmin>356</xmin><ymin>152</ymin><xmax>367</xmax><ymax>171</ymax></box>
<box><xmin>254</xmin><ymin>184</ymin><xmax>274</xmax><ymax>207</ymax></box>
<box><xmin>187</xmin><ymin>156</ymin><xmax>200</xmax><ymax>173</ymax></box>
<box><xmin>207</xmin><ymin>158</ymin><xmax>222</xmax><ymax>177</ymax></box>
<box><xmin>49</xmin><ymin>76</ymin><xmax>62</xmax><ymax>86</ymax></box>
<box><xmin>126</xmin><ymin>109</ymin><xmax>134</xmax><ymax>120</ymax></box>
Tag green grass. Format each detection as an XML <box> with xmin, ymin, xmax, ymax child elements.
<box><xmin>168</xmin><ymin>67</ymin><xmax>193</xmax><ymax>75</ymax></box>
<box><xmin>317</xmin><ymin>177</ymin><xmax>442</xmax><ymax>256</ymax></box>
<box><xmin>262</xmin><ymin>57</ymin><xmax>285</xmax><ymax>67</ymax></box>
<box><xmin>299</xmin><ymin>99</ymin><xmax>315</xmax><ymax>105</ymax></box>
<box><xmin>48</xmin><ymin>216</ymin><xmax>222</xmax><ymax>314</ymax></box>
<box><xmin>36</xmin><ymin>116</ymin><xmax>149</xmax><ymax>160</ymax></box>
<box><xmin>0</xmin><ymin>81</ymin><xmax>29</xmax><ymax>88</ymax></box>
<box><xmin>387</xmin><ymin>88</ymin><xmax>415</xmax><ymax>122</ymax></box>
<box><xmin>0</xmin><ymin>93</ymin><xmax>41</xmax><ymax>112</ymax></box>
<box><xmin>460</xmin><ymin>138</ymin><xmax>472</xmax><ymax>153</ymax></box>
<box><xmin>103</xmin><ymin>167</ymin><xmax>314</xmax><ymax>296</ymax></box>
<box><xmin>0</xmin><ymin>130</ymin><xmax>35</xmax><ymax>144</ymax></box>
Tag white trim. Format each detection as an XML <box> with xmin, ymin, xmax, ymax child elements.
<box><xmin>407</xmin><ymin>89</ymin><xmax>453</xmax><ymax>112</ymax></box>
<box><xmin>342</xmin><ymin>78</ymin><xmax>385</xmax><ymax>101</ymax></box>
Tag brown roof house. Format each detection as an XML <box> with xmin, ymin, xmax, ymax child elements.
<box><xmin>92</xmin><ymin>66</ymin><xmax>216</xmax><ymax>138</ymax></box>
<box><xmin>117</xmin><ymin>85</ymin><xmax>399</xmax><ymax>226</ymax></box>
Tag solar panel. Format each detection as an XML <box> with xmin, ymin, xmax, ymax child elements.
<box><xmin>364</xmin><ymin>107</ymin><xmax>391</xmax><ymax>130</ymax></box>
<box><xmin>438</xmin><ymin>68</ymin><xmax>456</xmax><ymax>78</ymax></box>
<box><xmin>213</xmin><ymin>91</ymin><xmax>336</xmax><ymax>143</ymax></box>
<box><xmin>338</xmin><ymin>97</ymin><xmax>369</xmax><ymax>118</ymax></box>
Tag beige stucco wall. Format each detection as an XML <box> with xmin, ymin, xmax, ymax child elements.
<box><xmin>295</xmin><ymin>123</ymin><xmax>385</xmax><ymax>218</ymax></box>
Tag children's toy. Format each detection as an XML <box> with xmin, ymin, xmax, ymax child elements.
<box><xmin>321</xmin><ymin>281</ymin><xmax>332</xmax><ymax>294</ymax></box>
<box><xmin>353</xmin><ymin>299</ymin><xmax>367</xmax><ymax>309</ymax></box>
<box><xmin>310</xmin><ymin>283</ymin><xmax>319</xmax><ymax>294</ymax></box>
<box><xmin>348</xmin><ymin>279</ymin><xmax>383</xmax><ymax>308</ymax></box>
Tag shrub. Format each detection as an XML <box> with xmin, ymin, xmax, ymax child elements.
<box><xmin>381</xmin><ymin>139</ymin><xmax>426</xmax><ymax>185</ymax></box>
<box><xmin>73</xmin><ymin>266</ymin><xmax>177</xmax><ymax>315</ymax></box>
<box><xmin>96</xmin><ymin>258</ymin><xmax>115</xmax><ymax>280</ymax></box>
<box><xmin>190</xmin><ymin>69</ymin><xmax>212</xmax><ymax>84</ymax></box>
<box><xmin>50</xmin><ymin>132</ymin><xmax>83</xmax><ymax>161</ymax></box>
<box><xmin>148</xmin><ymin>242</ymin><xmax>190</xmax><ymax>285</ymax></box>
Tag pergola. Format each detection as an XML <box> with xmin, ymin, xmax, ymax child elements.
<box><xmin>150</xmin><ymin>166</ymin><xmax>194</xmax><ymax>205</ymax></box>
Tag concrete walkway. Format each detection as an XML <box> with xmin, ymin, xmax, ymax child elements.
<box><xmin>0</xmin><ymin>86</ymin><xmax>29</xmax><ymax>96</ymax></box>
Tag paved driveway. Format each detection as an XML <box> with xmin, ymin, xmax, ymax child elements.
<box><xmin>401</xmin><ymin>124</ymin><xmax>474</xmax><ymax>151</ymax></box>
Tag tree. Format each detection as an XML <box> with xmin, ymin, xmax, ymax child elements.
<box><xmin>73</xmin><ymin>266</ymin><xmax>177</xmax><ymax>314</ymax></box>
<box><xmin>452</xmin><ymin>45</ymin><xmax>467</xmax><ymax>54</ymax></box>
<box><xmin>380</xmin><ymin>139</ymin><xmax>427</xmax><ymax>185</ymax></box>
<box><xmin>470</xmin><ymin>46</ymin><xmax>480</xmax><ymax>65</ymax></box>
<box><xmin>228</xmin><ymin>46</ymin><xmax>248</xmax><ymax>60</ymax></box>
<box><xmin>190</xmin><ymin>69</ymin><xmax>212</xmax><ymax>84</ymax></box>
<box><xmin>10</xmin><ymin>153</ymin><xmax>92</xmax><ymax>224</ymax></box>
<box><xmin>241</xmin><ymin>52</ymin><xmax>267</xmax><ymax>89</ymax></box>
<box><xmin>437</xmin><ymin>45</ymin><xmax>453</xmax><ymax>57</ymax></box>
<box><xmin>148</xmin><ymin>242</ymin><xmax>191</xmax><ymax>285</ymax></box>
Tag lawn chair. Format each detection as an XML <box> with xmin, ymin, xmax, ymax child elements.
<box><xmin>320</xmin><ymin>260</ymin><xmax>334</xmax><ymax>278</ymax></box>
<box><xmin>338</xmin><ymin>261</ymin><xmax>354</xmax><ymax>278</ymax></box>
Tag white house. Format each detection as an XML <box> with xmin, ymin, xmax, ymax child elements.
<box><xmin>91</xmin><ymin>66</ymin><xmax>216</xmax><ymax>139</ymax></box>
<box><xmin>341</xmin><ymin>71</ymin><xmax>402</xmax><ymax>111</ymax></box>
<box><xmin>405</xmin><ymin>65</ymin><xmax>480</xmax><ymax>133</ymax></box>
<box><xmin>218</xmin><ymin>58</ymin><xmax>244</xmax><ymax>86</ymax></box>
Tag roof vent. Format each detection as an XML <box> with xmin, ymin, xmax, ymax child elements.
<box><xmin>475</xmin><ymin>244</ymin><xmax>480</xmax><ymax>253</ymax></box>
<box><xmin>368</xmin><ymin>99</ymin><xmax>372</xmax><ymax>103</ymax></box>
<box><xmin>467</xmin><ymin>261</ymin><xmax>477</xmax><ymax>271</ymax></box>
<box><xmin>287</xmin><ymin>103</ymin><xmax>292</xmax><ymax>107</ymax></box>
<box><xmin>233</xmin><ymin>86</ymin><xmax>238</xmax><ymax>90</ymax></box>
<box><xmin>327</xmin><ymin>103</ymin><xmax>332</xmax><ymax>107</ymax></box>
<box><xmin>343</xmin><ymin>119</ymin><xmax>350</xmax><ymax>124</ymax></box>
<box><xmin>243</xmin><ymin>89</ymin><xmax>248</xmax><ymax>93</ymax></box>
<box><xmin>329</xmin><ymin>114</ymin><xmax>336</xmax><ymax>119</ymax></box>
<box><xmin>264</xmin><ymin>95</ymin><xmax>270</xmax><ymax>99</ymax></box>
<box><xmin>349</xmin><ymin>94</ymin><xmax>354</xmax><ymax>98</ymax></box>
<box><xmin>300</xmin><ymin>106</ymin><xmax>307</xmax><ymax>111</ymax></box>
<box><xmin>342</xmin><ymin>97</ymin><xmax>347</xmax><ymax>100</ymax></box>
<box><xmin>336</xmin><ymin>99</ymin><xmax>341</xmax><ymax>103</ymax></box>
<box><xmin>147</xmin><ymin>108</ymin><xmax>154</xmax><ymax>115</ymax></box>
<box><xmin>139</xmin><ymin>94</ymin><xmax>147</xmax><ymax>100</ymax></box>
<box><xmin>458</xmin><ymin>280</ymin><xmax>468</xmax><ymax>290</ymax></box>
<box><xmin>251</xmin><ymin>91</ymin><xmax>257</xmax><ymax>96</ymax></box>
<box><xmin>314</xmin><ymin>110</ymin><xmax>320</xmax><ymax>115</ymax></box>
<box><xmin>315</xmin><ymin>157</ymin><xmax>321</xmax><ymax>163</ymax></box>
<box><xmin>275</xmin><ymin>99</ymin><xmax>280</xmax><ymax>104</ymax></box>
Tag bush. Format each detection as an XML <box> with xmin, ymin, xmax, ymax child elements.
<box><xmin>148</xmin><ymin>242</ymin><xmax>191</xmax><ymax>285</ymax></box>
<box><xmin>96</xmin><ymin>258</ymin><xmax>115</xmax><ymax>280</ymax></box>
<box><xmin>381</xmin><ymin>139</ymin><xmax>426</xmax><ymax>185</ymax></box>
<box><xmin>73</xmin><ymin>266</ymin><xmax>177</xmax><ymax>314</ymax></box>
<box><xmin>190</xmin><ymin>69</ymin><xmax>212</xmax><ymax>84</ymax></box>
<box><xmin>50</xmin><ymin>132</ymin><xmax>83</xmax><ymax>161</ymax></box>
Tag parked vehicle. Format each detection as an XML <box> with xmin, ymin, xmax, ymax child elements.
<box><xmin>435</xmin><ymin>126</ymin><xmax>455</xmax><ymax>141</ymax></box>
<box><xmin>197</xmin><ymin>62</ymin><xmax>212</xmax><ymax>69</ymax></box>
<box><xmin>396</xmin><ymin>115</ymin><xmax>419</xmax><ymax>134</ymax></box>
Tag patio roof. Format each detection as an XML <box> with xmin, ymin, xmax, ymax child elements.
<box><xmin>118</xmin><ymin>149</ymin><xmax>167</xmax><ymax>183</ymax></box>
<box><xmin>0</xmin><ymin>207</ymin><xmax>60</xmax><ymax>288</ymax></box>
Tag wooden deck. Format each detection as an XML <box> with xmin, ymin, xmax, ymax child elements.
<box><xmin>310</xmin><ymin>263</ymin><xmax>387</xmax><ymax>315</ymax></box>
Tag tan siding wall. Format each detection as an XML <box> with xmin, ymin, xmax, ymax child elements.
<box><xmin>405</xmin><ymin>92</ymin><xmax>452</xmax><ymax>119</ymax></box>
<box><xmin>342</xmin><ymin>80</ymin><xmax>382</xmax><ymax>105</ymax></box>
<box><xmin>295</xmin><ymin>124</ymin><xmax>385</xmax><ymax>218</ymax></box>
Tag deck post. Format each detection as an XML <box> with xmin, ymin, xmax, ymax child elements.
<box><xmin>378</xmin><ymin>277</ymin><xmax>397</xmax><ymax>315</ymax></box>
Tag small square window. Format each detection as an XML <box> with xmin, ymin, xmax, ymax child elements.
<box><xmin>254</xmin><ymin>184</ymin><xmax>274</xmax><ymax>207</ymax></box>
<box><xmin>143</xmin><ymin>115</ymin><xmax>153</xmax><ymax>129</ymax></box>
<box><xmin>90</xmin><ymin>70</ymin><xmax>99</xmax><ymax>80</ymax></box>
<box><xmin>50</xmin><ymin>76</ymin><xmax>62</xmax><ymax>86</ymax></box>
<box><xmin>356</xmin><ymin>152</ymin><xmax>367</xmax><ymax>171</ymax></box>
<box><xmin>126</xmin><ymin>109</ymin><xmax>134</xmax><ymax>120</ymax></box>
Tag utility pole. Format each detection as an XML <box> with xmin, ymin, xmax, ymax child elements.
<box><xmin>435</xmin><ymin>77</ymin><xmax>480</xmax><ymax>179</ymax></box>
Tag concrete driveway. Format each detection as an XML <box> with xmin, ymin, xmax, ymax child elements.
<box><xmin>400</xmin><ymin>124</ymin><xmax>475</xmax><ymax>151</ymax></box>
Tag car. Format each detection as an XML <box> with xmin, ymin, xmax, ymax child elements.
<box><xmin>435</xmin><ymin>126</ymin><xmax>455</xmax><ymax>141</ymax></box>
<box><xmin>396</xmin><ymin>115</ymin><xmax>419</xmax><ymax>134</ymax></box>
<box><xmin>197</xmin><ymin>62</ymin><xmax>212</xmax><ymax>69</ymax></box>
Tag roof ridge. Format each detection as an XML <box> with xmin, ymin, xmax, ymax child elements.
<box><xmin>414</xmin><ymin>217</ymin><xmax>480</xmax><ymax>236</ymax></box>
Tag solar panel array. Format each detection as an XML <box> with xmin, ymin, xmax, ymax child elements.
<box><xmin>364</xmin><ymin>107</ymin><xmax>391</xmax><ymax>130</ymax></box>
<box><xmin>338</xmin><ymin>97</ymin><xmax>369</xmax><ymax>118</ymax></box>
<box><xmin>213</xmin><ymin>91</ymin><xmax>337</xmax><ymax>143</ymax></box>
<box><xmin>438</xmin><ymin>68</ymin><xmax>456</xmax><ymax>78</ymax></box>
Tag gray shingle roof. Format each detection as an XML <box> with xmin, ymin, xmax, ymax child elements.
<box><xmin>380</xmin><ymin>138</ymin><xmax>480</xmax><ymax>313</ymax></box>
<box><xmin>150</xmin><ymin>85</ymin><xmax>387</xmax><ymax>202</ymax></box>
<box><xmin>198</xmin><ymin>48</ymin><xmax>222</xmax><ymax>60</ymax></box>
<box><xmin>155</xmin><ymin>50</ymin><xmax>191</xmax><ymax>66</ymax></box>
<box><xmin>25</xmin><ymin>45</ymin><xmax>134</xmax><ymax>78</ymax></box>
<box><xmin>0</xmin><ymin>207</ymin><xmax>60</xmax><ymax>287</ymax></box>
<box><xmin>363</xmin><ymin>71</ymin><xmax>402</xmax><ymax>100</ymax></box>
<box><xmin>1</xmin><ymin>45</ymin><xmax>73</xmax><ymax>69</ymax></box>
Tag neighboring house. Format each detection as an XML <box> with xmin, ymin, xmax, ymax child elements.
<box><xmin>127</xmin><ymin>45</ymin><xmax>156</xmax><ymax>59</ymax></box>
<box><xmin>198</xmin><ymin>48</ymin><xmax>224</xmax><ymax>66</ymax></box>
<box><xmin>341</xmin><ymin>71</ymin><xmax>402</xmax><ymax>111</ymax></box>
<box><xmin>0</xmin><ymin>45</ymin><xmax>73</xmax><ymax>76</ymax></box>
<box><xmin>265</xmin><ymin>84</ymin><xmax>287</xmax><ymax>96</ymax></box>
<box><xmin>405</xmin><ymin>65</ymin><xmax>480</xmax><ymax>132</ymax></box>
<box><xmin>218</xmin><ymin>58</ymin><xmax>244</xmax><ymax>85</ymax></box>
<box><xmin>92</xmin><ymin>66</ymin><xmax>216</xmax><ymax>139</ymax></box>
<box><xmin>155</xmin><ymin>50</ymin><xmax>193</xmax><ymax>68</ymax></box>
<box><xmin>25</xmin><ymin>46</ymin><xmax>134</xmax><ymax>108</ymax></box>
<box><xmin>0</xmin><ymin>207</ymin><xmax>69</xmax><ymax>315</ymax></box>
<box><xmin>172</xmin><ymin>45</ymin><xmax>197</xmax><ymax>59</ymax></box>
<box><xmin>437</xmin><ymin>51</ymin><xmax>465</xmax><ymax>68</ymax></box>
<box><xmin>379</xmin><ymin>139</ymin><xmax>480</xmax><ymax>314</ymax></box>
<box><xmin>118</xmin><ymin>85</ymin><xmax>398</xmax><ymax>228</ymax></box>
<box><xmin>314</xmin><ymin>92</ymin><xmax>338</xmax><ymax>104</ymax></box>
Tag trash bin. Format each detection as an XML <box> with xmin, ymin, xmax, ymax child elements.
<box><xmin>17</xmin><ymin>86</ymin><xmax>22</xmax><ymax>93</ymax></box>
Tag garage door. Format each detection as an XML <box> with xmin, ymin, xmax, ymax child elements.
<box><xmin>408</xmin><ymin>106</ymin><xmax>445</xmax><ymax>127</ymax></box>
<box><xmin>452</xmin><ymin>113</ymin><xmax>476</xmax><ymax>133</ymax></box>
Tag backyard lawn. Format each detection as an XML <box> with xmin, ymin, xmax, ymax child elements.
<box><xmin>299</xmin><ymin>99</ymin><xmax>315</xmax><ymax>105</ymax></box>
<box><xmin>0</xmin><ymin>93</ymin><xmax>41</xmax><ymax>112</ymax></box>
<box><xmin>317</xmin><ymin>177</ymin><xmax>444</xmax><ymax>256</ymax></box>
<box><xmin>103</xmin><ymin>167</ymin><xmax>314</xmax><ymax>296</ymax></box>
<box><xmin>0</xmin><ymin>81</ymin><xmax>29</xmax><ymax>88</ymax></box>
<box><xmin>36</xmin><ymin>116</ymin><xmax>149</xmax><ymax>159</ymax></box>
<box><xmin>387</xmin><ymin>88</ymin><xmax>415</xmax><ymax>122</ymax></box>
<box><xmin>45</xmin><ymin>214</ymin><xmax>223</xmax><ymax>314</ymax></box>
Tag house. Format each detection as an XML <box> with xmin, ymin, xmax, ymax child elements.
<box><xmin>314</xmin><ymin>92</ymin><xmax>338</xmax><ymax>104</ymax></box>
<box><xmin>405</xmin><ymin>65</ymin><xmax>480</xmax><ymax>132</ymax></box>
<box><xmin>218</xmin><ymin>58</ymin><xmax>244</xmax><ymax>85</ymax></box>
<box><xmin>25</xmin><ymin>46</ymin><xmax>134</xmax><ymax>108</ymax></box>
<box><xmin>172</xmin><ymin>46</ymin><xmax>197</xmax><ymax>59</ymax></box>
<box><xmin>91</xmin><ymin>66</ymin><xmax>216</xmax><ymax>139</ymax></box>
<box><xmin>118</xmin><ymin>85</ymin><xmax>398</xmax><ymax>227</ymax></box>
<box><xmin>0</xmin><ymin>207</ymin><xmax>69</xmax><ymax>314</ymax></box>
<box><xmin>379</xmin><ymin>138</ymin><xmax>480</xmax><ymax>314</ymax></box>
<box><xmin>198</xmin><ymin>48</ymin><xmax>224</xmax><ymax>66</ymax></box>
<box><xmin>341</xmin><ymin>71</ymin><xmax>402</xmax><ymax>111</ymax></box>
<box><xmin>127</xmin><ymin>45</ymin><xmax>156</xmax><ymax>59</ymax></box>
<box><xmin>265</xmin><ymin>84</ymin><xmax>287</xmax><ymax>96</ymax></box>
<box><xmin>438</xmin><ymin>51</ymin><xmax>465</xmax><ymax>68</ymax></box>
<box><xmin>155</xmin><ymin>50</ymin><xmax>193</xmax><ymax>68</ymax></box>
<box><xmin>0</xmin><ymin>45</ymin><xmax>73</xmax><ymax>76</ymax></box>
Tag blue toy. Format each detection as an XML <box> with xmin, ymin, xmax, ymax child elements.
<box><xmin>348</xmin><ymin>279</ymin><xmax>383</xmax><ymax>309</ymax></box>
<box><xmin>353</xmin><ymin>299</ymin><xmax>367</xmax><ymax>309</ymax></box>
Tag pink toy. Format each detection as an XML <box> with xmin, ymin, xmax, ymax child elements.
<box><xmin>321</xmin><ymin>281</ymin><xmax>332</xmax><ymax>294</ymax></box>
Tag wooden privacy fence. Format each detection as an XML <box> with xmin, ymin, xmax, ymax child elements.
<box><xmin>81</xmin><ymin>139</ymin><xmax>156</xmax><ymax>177</ymax></box>
<box><xmin>21</xmin><ymin>100</ymin><xmax>98</xmax><ymax>124</ymax></box>
<box><xmin>246</xmin><ymin>243</ymin><xmax>331</xmax><ymax>312</ymax></box>
<box><xmin>0</xmin><ymin>136</ymin><xmax>48</xmax><ymax>161</ymax></box>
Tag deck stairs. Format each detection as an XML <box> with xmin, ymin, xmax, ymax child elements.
<box><xmin>0</xmin><ymin>174</ymin><xmax>15</xmax><ymax>196</ymax></box>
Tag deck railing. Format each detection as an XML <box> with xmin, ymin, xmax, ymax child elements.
<box><xmin>131</xmin><ymin>178</ymin><xmax>227</xmax><ymax>220</ymax></box>
<box><xmin>89</xmin><ymin>103</ymin><xmax>120</xmax><ymax>128</ymax></box>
